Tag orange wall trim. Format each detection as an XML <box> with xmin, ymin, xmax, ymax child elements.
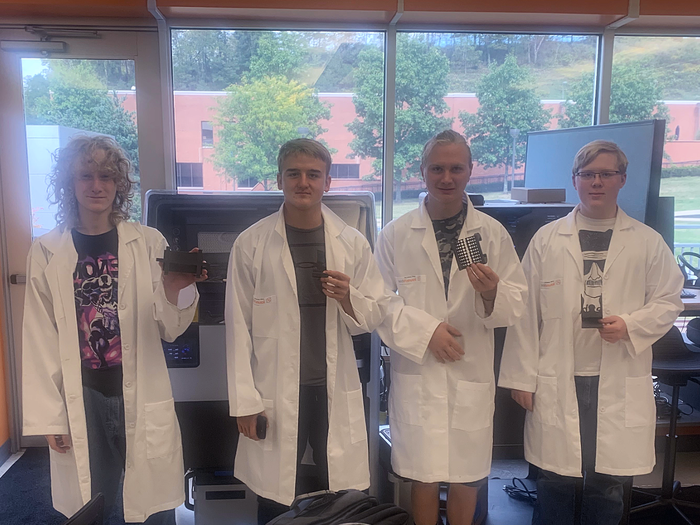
<box><xmin>159</xmin><ymin>0</ymin><xmax>397</xmax><ymax>9</ymax></box>
<box><xmin>2</xmin><ymin>0</ymin><xmax>700</xmax><ymax>20</ymax></box>
<box><xmin>404</xmin><ymin>0</ymin><xmax>629</xmax><ymax>15</ymax></box>
<box><xmin>641</xmin><ymin>0</ymin><xmax>700</xmax><ymax>16</ymax></box>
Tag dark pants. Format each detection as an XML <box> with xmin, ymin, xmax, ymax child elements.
<box><xmin>532</xmin><ymin>376</ymin><xmax>631</xmax><ymax>525</ymax></box>
<box><xmin>257</xmin><ymin>385</ymin><xmax>330</xmax><ymax>525</ymax></box>
<box><xmin>83</xmin><ymin>386</ymin><xmax>176</xmax><ymax>525</ymax></box>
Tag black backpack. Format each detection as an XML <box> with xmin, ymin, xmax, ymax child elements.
<box><xmin>266</xmin><ymin>490</ymin><xmax>409</xmax><ymax>525</ymax></box>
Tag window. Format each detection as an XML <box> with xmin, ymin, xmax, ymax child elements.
<box><xmin>391</xmin><ymin>32</ymin><xmax>599</xmax><ymax>219</ymax></box>
<box><xmin>171</xmin><ymin>29</ymin><xmax>385</xmax><ymax>212</ymax></box>
<box><xmin>21</xmin><ymin>58</ymin><xmax>140</xmax><ymax>235</ymax></box>
<box><xmin>176</xmin><ymin>162</ymin><xmax>204</xmax><ymax>188</ymax></box>
<box><xmin>330</xmin><ymin>164</ymin><xmax>360</xmax><ymax>179</ymax></box>
<box><xmin>612</xmin><ymin>36</ymin><xmax>700</xmax><ymax>255</ymax></box>
<box><xmin>201</xmin><ymin>121</ymin><xmax>214</xmax><ymax>147</ymax></box>
<box><xmin>237</xmin><ymin>176</ymin><xmax>258</xmax><ymax>188</ymax></box>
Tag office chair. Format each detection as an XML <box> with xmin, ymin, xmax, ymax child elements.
<box><xmin>62</xmin><ymin>493</ymin><xmax>104</xmax><ymax>525</ymax></box>
<box><xmin>630</xmin><ymin>326</ymin><xmax>700</xmax><ymax>524</ymax></box>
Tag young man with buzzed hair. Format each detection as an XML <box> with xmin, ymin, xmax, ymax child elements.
<box><xmin>376</xmin><ymin>130</ymin><xmax>528</xmax><ymax>525</ymax></box>
<box><xmin>226</xmin><ymin>138</ymin><xmax>391</xmax><ymax>525</ymax></box>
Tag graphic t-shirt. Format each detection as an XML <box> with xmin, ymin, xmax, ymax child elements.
<box><xmin>286</xmin><ymin>223</ymin><xmax>327</xmax><ymax>387</ymax></box>
<box><xmin>431</xmin><ymin>201</ymin><xmax>468</xmax><ymax>300</ymax></box>
<box><xmin>72</xmin><ymin>228</ymin><xmax>122</xmax><ymax>374</ymax></box>
<box><xmin>574</xmin><ymin>212</ymin><xmax>615</xmax><ymax>376</ymax></box>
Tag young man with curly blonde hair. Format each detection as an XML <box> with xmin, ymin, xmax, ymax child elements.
<box><xmin>22</xmin><ymin>135</ymin><xmax>205</xmax><ymax>524</ymax></box>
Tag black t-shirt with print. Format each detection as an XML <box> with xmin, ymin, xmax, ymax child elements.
<box><xmin>72</xmin><ymin>228</ymin><xmax>123</xmax><ymax>396</ymax></box>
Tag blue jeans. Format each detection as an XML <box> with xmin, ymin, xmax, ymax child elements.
<box><xmin>83</xmin><ymin>386</ymin><xmax>176</xmax><ymax>525</ymax></box>
<box><xmin>532</xmin><ymin>376</ymin><xmax>631</xmax><ymax>525</ymax></box>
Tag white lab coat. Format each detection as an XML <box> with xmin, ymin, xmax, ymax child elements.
<box><xmin>375</xmin><ymin>197</ymin><xmax>528</xmax><ymax>483</ymax></box>
<box><xmin>226</xmin><ymin>204</ymin><xmax>390</xmax><ymax>505</ymax></box>
<box><xmin>499</xmin><ymin>206</ymin><xmax>684</xmax><ymax>477</ymax></box>
<box><xmin>22</xmin><ymin>221</ymin><xmax>198</xmax><ymax>522</ymax></box>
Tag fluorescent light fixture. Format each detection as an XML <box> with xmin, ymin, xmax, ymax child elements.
<box><xmin>0</xmin><ymin>40</ymin><xmax>66</xmax><ymax>53</ymax></box>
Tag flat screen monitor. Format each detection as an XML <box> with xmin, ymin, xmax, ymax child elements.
<box><xmin>524</xmin><ymin>120</ymin><xmax>665</xmax><ymax>227</ymax></box>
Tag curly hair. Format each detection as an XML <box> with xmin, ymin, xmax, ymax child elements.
<box><xmin>48</xmin><ymin>135</ymin><xmax>135</xmax><ymax>228</ymax></box>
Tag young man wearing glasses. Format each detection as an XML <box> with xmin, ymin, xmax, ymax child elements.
<box><xmin>499</xmin><ymin>140</ymin><xmax>684</xmax><ymax>525</ymax></box>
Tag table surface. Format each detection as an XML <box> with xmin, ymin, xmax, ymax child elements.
<box><xmin>682</xmin><ymin>289</ymin><xmax>700</xmax><ymax>315</ymax></box>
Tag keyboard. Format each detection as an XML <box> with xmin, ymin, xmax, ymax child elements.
<box><xmin>681</xmin><ymin>289</ymin><xmax>697</xmax><ymax>299</ymax></box>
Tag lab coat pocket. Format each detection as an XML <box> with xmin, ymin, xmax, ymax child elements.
<box><xmin>397</xmin><ymin>276</ymin><xmax>426</xmax><ymax>310</ymax></box>
<box><xmin>625</xmin><ymin>375</ymin><xmax>655</xmax><ymax>428</ymax></box>
<box><xmin>452</xmin><ymin>381</ymin><xmax>493</xmax><ymax>432</ymax></box>
<box><xmin>533</xmin><ymin>376</ymin><xmax>559</xmax><ymax>426</ymax></box>
<box><xmin>145</xmin><ymin>398</ymin><xmax>180</xmax><ymax>459</ymax></box>
<box><xmin>390</xmin><ymin>372</ymin><xmax>422</xmax><ymax>426</ymax></box>
<box><xmin>539</xmin><ymin>280</ymin><xmax>563</xmax><ymax>320</ymax></box>
<box><xmin>252</xmin><ymin>296</ymin><xmax>278</xmax><ymax>338</ymax></box>
<box><xmin>347</xmin><ymin>389</ymin><xmax>367</xmax><ymax>444</ymax></box>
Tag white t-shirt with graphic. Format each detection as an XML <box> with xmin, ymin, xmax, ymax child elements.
<box><xmin>573</xmin><ymin>212</ymin><xmax>616</xmax><ymax>376</ymax></box>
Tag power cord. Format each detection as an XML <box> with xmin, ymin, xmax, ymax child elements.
<box><xmin>503</xmin><ymin>477</ymin><xmax>537</xmax><ymax>506</ymax></box>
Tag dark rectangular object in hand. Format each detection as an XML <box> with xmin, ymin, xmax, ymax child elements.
<box><xmin>256</xmin><ymin>414</ymin><xmax>267</xmax><ymax>440</ymax></box>
<box><xmin>453</xmin><ymin>233</ymin><xmax>488</xmax><ymax>270</ymax></box>
<box><xmin>159</xmin><ymin>249</ymin><xmax>206</xmax><ymax>277</ymax></box>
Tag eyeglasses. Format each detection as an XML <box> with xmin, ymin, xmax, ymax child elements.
<box><xmin>575</xmin><ymin>170</ymin><xmax>622</xmax><ymax>181</ymax></box>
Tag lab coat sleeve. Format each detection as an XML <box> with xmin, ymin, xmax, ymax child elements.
<box><xmin>337</xmin><ymin>235</ymin><xmax>394</xmax><ymax>336</ymax></box>
<box><xmin>373</xmin><ymin>226</ymin><xmax>441</xmax><ymax>365</ymax></box>
<box><xmin>150</xmin><ymin>234</ymin><xmax>199</xmax><ymax>343</ymax></box>
<box><xmin>22</xmin><ymin>243</ymin><xmax>69</xmax><ymax>436</ymax></box>
<box><xmin>474</xmin><ymin>223</ymin><xmax>528</xmax><ymax>328</ymax></box>
<box><xmin>498</xmin><ymin>241</ymin><xmax>541</xmax><ymax>393</ymax></box>
<box><xmin>225</xmin><ymin>236</ymin><xmax>264</xmax><ymax>417</ymax></box>
<box><xmin>619</xmin><ymin>238</ymin><xmax>684</xmax><ymax>358</ymax></box>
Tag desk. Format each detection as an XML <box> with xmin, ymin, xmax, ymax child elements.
<box><xmin>682</xmin><ymin>289</ymin><xmax>700</xmax><ymax>316</ymax></box>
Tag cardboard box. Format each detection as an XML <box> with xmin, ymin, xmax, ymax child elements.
<box><xmin>511</xmin><ymin>187</ymin><xmax>567</xmax><ymax>203</ymax></box>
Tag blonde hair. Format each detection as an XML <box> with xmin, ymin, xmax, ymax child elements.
<box><xmin>421</xmin><ymin>130</ymin><xmax>473</xmax><ymax>169</ymax></box>
<box><xmin>277</xmin><ymin>138</ymin><xmax>333</xmax><ymax>176</ymax></box>
<box><xmin>572</xmin><ymin>140</ymin><xmax>629</xmax><ymax>176</ymax></box>
<box><xmin>48</xmin><ymin>135</ymin><xmax>134</xmax><ymax>228</ymax></box>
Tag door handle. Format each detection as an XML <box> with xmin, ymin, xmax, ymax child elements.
<box><xmin>10</xmin><ymin>274</ymin><xmax>26</xmax><ymax>284</ymax></box>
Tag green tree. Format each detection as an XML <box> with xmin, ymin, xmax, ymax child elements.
<box><xmin>212</xmin><ymin>75</ymin><xmax>331</xmax><ymax>189</ymax></box>
<box><xmin>461</xmin><ymin>55</ymin><xmax>551</xmax><ymax>189</ymax></box>
<box><xmin>172</xmin><ymin>30</ymin><xmax>253</xmax><ymax>91</ymax></box>
<box><xmin>247</xmin><ymin>32</ymin><xmax>306</xmax><ymax>81</ymax></box>
<box><xmin>560</xmin><ymin>62</ymin><xmax>669</xmax><ymax>128</ymax></box>
<box><xmin>171</xmin><ymin>30</ymin><xmax>309</xmax><ymax>91</ymax></box>
<box><xmin>348</xmin><ymin>36</ymin><xmax>452</xmax><ymax>202</ymax></box>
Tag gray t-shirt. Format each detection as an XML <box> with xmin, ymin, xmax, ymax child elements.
<box><xmin>286</xmin><ymin>223</ymin><xmax>327</xmax><ymax>386</ymax></box>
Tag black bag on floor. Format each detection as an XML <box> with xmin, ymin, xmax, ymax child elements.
<box><xmin>266</xmin><ymin>490</ymin><xmax>409</xmax><ymax>525</ymax></box>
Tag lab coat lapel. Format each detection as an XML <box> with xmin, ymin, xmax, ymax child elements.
<box><xmin>560</xmin><ymin>207</ymin><xmax>584</xmax><ymax>280</ymax></box>
<box><xmin>116</xmin><ymin>222</ymin><xmax>139</xmax><ymax>302</ymax></box>
<box><xmin>603</xmin><ymin>207</ymin><xmax>631</xmax><ymax>277</ymax></box>
<box><xmin>323</xmin><ymin>205</ymin><xmax>346</xmax><ymax>276</ymax></box>
<box><xmin>273</xmin><ymin>205</ymin><xmax>298</xmax><ymax>297</ymax></box>
<box><xmin>43</xmin><ymin>227</ymin><xmax>78</xmax><ymax>326</ymax></box>
<box><xmin>415</xmin><ymin>199</ymin><xmax>445</xmax><ymax>290</ymax></box>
